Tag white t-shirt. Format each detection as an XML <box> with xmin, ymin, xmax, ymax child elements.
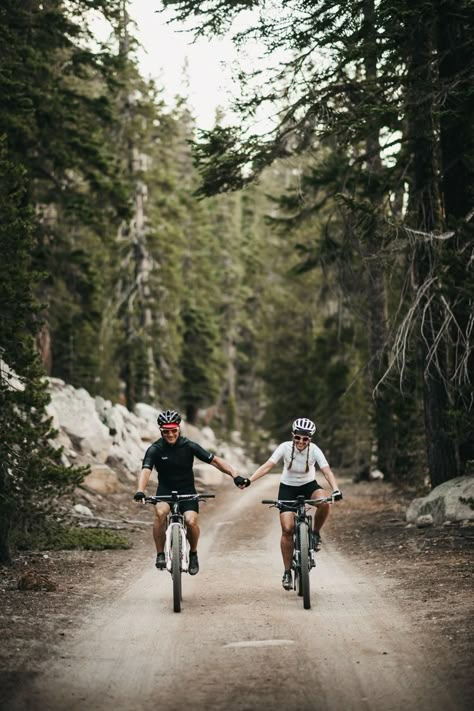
<box><xmin>269</xmin><ymin>441</ymin><xmax>329</xmax><ymax>486</ymax></box>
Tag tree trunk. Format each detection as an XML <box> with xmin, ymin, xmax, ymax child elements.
<box><xmin>436</xmin><ymin>1</ymin><xmax>474</xmax><ymax>223</ymax></box>
<box><xmin>186</xmin><ymin>402</ymin><xmax>198</xmax><ymax>424</ymax></box>
<box><xmin>406</xmin><ymin>3</ymin><xmax>458</xmax><ymax>487</ymax></box>
<box><xmin>117</xmin><ymin>5</ymin><xmax>156</xmax><ymax>406</ymax></box>
<box><xmin>436</xmin><ymin>1</ymin><xmax>474</xmax><ymax>473</ymax></box>
<box><xmin>362</xmin><ymin>0</ymin><xmax>394</xmax><ymax>477</ymax></box>
<box><xmin>0</xmin><ymin>516</ymin><xmax>12</xmax><ymax>565</ymax></box>
<box><xmin>0</xmin><ymin>463</ymin><xmax>12</xmax><ymax>564</ymax></box>
<box><xmin>35</xmin><ymin>321</ymin><xmax>52</xmax><ymax>374</ymax></box>
<box><xmin>133</xmin><ymin>166</ymin><xmax>156</xmax><ymax>403</ymax></box>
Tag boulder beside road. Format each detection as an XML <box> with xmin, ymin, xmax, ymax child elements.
<box><xmin>48</xmin><ymin>379</ymin><xmax>111</xmax><ymax>463</ymax></box>
<box><xmin>406</xmin><ymin>476</ymin><xmax>474</xmax><ymax>525</ymax></box>
<box><xmin>46</xmin><ymin>378</ymin><xmax>253</xmax><ymax>509</ymax></box>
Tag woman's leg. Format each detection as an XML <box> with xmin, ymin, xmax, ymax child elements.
<box><xmin>280</xmin><ymin>511</ymin><xmax>295</xmax><ymax>569</ymax></box>
<box><xmin>311</xmin><ymin>489</ymin><xmax>331</xmax><ymax>532</ymax></box>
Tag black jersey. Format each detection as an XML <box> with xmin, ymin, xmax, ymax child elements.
<box><xmin>142</xmin><ymin>436</ymin><xmax>214</xmax><ymax>493</ymax></box>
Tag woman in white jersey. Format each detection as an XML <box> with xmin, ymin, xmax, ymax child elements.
<box><xmin>248</xmin><ymin>417</ymin><xmax>342</xmax><ymax>590</ymax></box>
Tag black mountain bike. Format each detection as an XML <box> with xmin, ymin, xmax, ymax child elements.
<box><xmin>145</xmin><ymin>491</ymin><xmax>214</xmax><ymax>612</ymax></box>
<box><xmin>262</xmin><ymin>494</ymin><xmax>335</xmax><ymax>610</ymax></box>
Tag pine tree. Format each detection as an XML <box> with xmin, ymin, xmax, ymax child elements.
<box><xmin>162</xmin><ymin>0</ymin><xmax>474</xmax><ymax>486</ymax></box>
<box><xmin>0</xmin><ymin>0</ymin><xmax>123</xmax><ymax>562</ymax></box>
<box><xmin>0</xmin><ymin>147</ymin><xmax>85</xmax><ymax>564</ymax></box>
<box><xmin>0</xmin><ymin>0</ymin><xmax>129</xmax><ymax>391</ymax></box>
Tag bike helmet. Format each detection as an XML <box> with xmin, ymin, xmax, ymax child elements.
<box><xmin>292</xmin><ymin>417</ymin><xmax>316</xmax><ymax>437</ymax></box>
<box><xmin>157</xmin><ymin>409</ymin><xmax>182</xmax><ymax>428</ymax></box>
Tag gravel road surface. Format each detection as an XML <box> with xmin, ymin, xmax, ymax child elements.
<box><xmin>7</xmin><ymin>477</ymin><xmax>469</xmax><ymax>711</ymax></box>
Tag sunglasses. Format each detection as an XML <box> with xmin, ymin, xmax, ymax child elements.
<box><xmin>161</xmin><ymin>428</ymin><xmax>179</xmax><ymax>434</ymax></box>
<box><xmin>293</xmin><ymin>434</ymin><xmax>310</xmax><ymax>443</ymax></box>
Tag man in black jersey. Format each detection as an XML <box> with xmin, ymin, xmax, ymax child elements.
<box><xmin>134</xmin><ymin>409</ymin><xmax>249</xmax><ymax>574</ymax></box>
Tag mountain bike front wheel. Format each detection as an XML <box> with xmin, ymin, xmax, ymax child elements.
<box><xmin>299</xmin><ymin>520</ymin><xmax>311</xmax><ymax>609</ymax></box>
<box><xmin>171</xmin><ymin>524</ymin><xmax>182</xmax><ymax>612</ymax></box>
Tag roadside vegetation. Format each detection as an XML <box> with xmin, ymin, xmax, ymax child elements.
<box><xmin>0</xmin><ymin>0</ymin><xmax>472</xmax><ymax>563</ymax></box>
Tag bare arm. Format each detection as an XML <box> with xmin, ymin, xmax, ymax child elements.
<box><xmin>249</xmin><ymin>459</ymin><xmax>275</xmax><ymax>484</ymax></box>
<box><xmin>137</xmin><ymin>467</ymin><xmax>153</xmax><ymax>492</ymax></box>
<box><xmin>320</xmin><ymin>465</ymin><xmax>339</xmax><ymax>492</ymax></box>
<box><xmin>211</xmin><ymin>455</ymin><xmax>237</xmax><ymax>480</ymax></box>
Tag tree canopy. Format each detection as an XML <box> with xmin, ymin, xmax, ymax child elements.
<box><xmin>1</xmin><ymin>0</ymin><xmax>473</xmax><ymax>560</ymax></box>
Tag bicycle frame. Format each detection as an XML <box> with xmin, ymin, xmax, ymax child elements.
<box><xmin>262</xmin><ymin>494</ymin><xmax>335</xmax><ymax>609</ymax></box>
<box><xmin>291</xmin><ymin>499</ymin><xmax>315</xmax><ymax>572</ymax></box>
<box><xmin>144</xmin><ymin>491</ymin><xmax>215</xmax><ymax>613</ymax></box>
<box><xmin>164</xmin><ymin>503</ymin><xmax>189</xmax><ymax>573</ymax></box>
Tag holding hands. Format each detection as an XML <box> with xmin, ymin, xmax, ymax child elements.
<box><xmin>234</xmin><ymin>475</ymin><xmax>251</xmax><ymax>489</ymax></box>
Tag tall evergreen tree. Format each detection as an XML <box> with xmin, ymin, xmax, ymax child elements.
<box><xmin>0</xmin><ymin>149</ymin><xmax>85</xmax><ymax>564</ymax></box>
<box><xmin>0</xmin><ymin>0</ymin><xmax>123</xmax><ymax>562</ymax></box>
<box><xmin>162</xmin><ymin>0</ymin><xmax>474</xmax><ymax>486</ymax></box>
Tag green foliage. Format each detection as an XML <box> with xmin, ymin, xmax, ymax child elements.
<box><xmin>162</xmin><ymin>0</ymin><xmax>474</xmax><ymax>487</ymax></box>
<box><xmin>0</xmin><ymin>143</ymin><xmax>87</xmax><ymax>564</ymax></box>
<box><xmin>15</xmin><ymin>526</ymin><xmax>130</xmax><ymax>551</ymax></box>
<box><xmin>0</xmin><ymin>0</ymin><xmax>131</xmax><ymax>400</ymax></box>
<box><xmin>180</xmin><ymin>303</ymin><xmax>223</xmax><ymax>422</ymax></box>
<box><xmin>1</xmin><ymin>0</ymin><xmax>471</xmax><ymax>532</ymax></box>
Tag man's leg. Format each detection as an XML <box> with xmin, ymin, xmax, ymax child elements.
<box><xmin>153</xmin><ymin>503</ymin><xmax>169</xmax><ymax>568</ymax></box>
<box><xmin>184</xmin><ymin>511</ymin><xmax>200</xmax><ymax>575</ymax></box>
<box><xmin>184</xmin><ymin>511</ymin><xmax>200</xmax><ymax>551</ymax></box>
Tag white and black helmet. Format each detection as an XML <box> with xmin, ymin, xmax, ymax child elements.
<box><xmin>292</xmin><ymin>417</ymin><xmax>316</xmax><ymax>437</ymax></box>
<box><xmin>157</xmin><ymin>409</ymin><xmax>182</xmax><ymax>427</ymax></box>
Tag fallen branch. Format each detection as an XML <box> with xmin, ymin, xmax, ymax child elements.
<box><xmin>71</xmin><ymin>513</ymin><xmax>153</xmax><ymax>527</ymax></box>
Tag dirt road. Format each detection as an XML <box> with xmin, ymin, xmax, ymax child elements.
<box><xmin>6</xmin><ymin>477</ymin><xmax>471</xmax><ymax>711</ymax></box>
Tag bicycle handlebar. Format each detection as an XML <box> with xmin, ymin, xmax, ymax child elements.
<box><xmin>145</xmin><ymin>492</ymin><xmax>215</xmax><ymax>504</ymax></box>
<box><xmin>261</xmin><ymin>496</ymin><xmax>336</xmax><ymax>506</ymax></box>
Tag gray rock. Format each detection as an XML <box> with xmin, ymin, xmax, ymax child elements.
<box><xmin>0</xmin><ymin>359</ymin><xmax>25</xmax><ymax>391</ymax></box>
<box><xmin>47</xmin><ymin>379</ymin><xmax>255</xmax><ymax>492</ymax></box>
<box><xmin>181</xmin><ymin>422</ymin><xmax>216</xmax><ymax>451</ymax></box>
<box><xmin>106</xmin><ymin>443</ymin><xmax>142</xmax><ymax>481</ymax></box>
<box><xmin>134</xmin><ymin>403</ymin><xmax>160</xmax><ymax>441</ymax></box>
<box><xmin>369</xmin><ymin>468</ymin><xmax>384</xmax><ymax>481</ymax></box>
<box><xmin>416</xmin><ymin>514</ymin><xmax>434</xmax><ymax>528</ymax></box>
<box><xmin>94</xmin><ymin>395</ymin><xmax>113</xmax><ymax>424</ymax></box>
<box><xmin>406</xmin><ymin>476</ymin><xmax>474</xmax><ymax>525</ymax></box>
<box><xmin>201</xmin><ymin>426</ymin><xmax>217</xmax><ymax>446</ymax></box>
<box><xmin>73</xmin><ymin>504</ymin><xmax>93</xmax><ymax>517</ymax></box>
<box><xmin>194</xmin><ymin>465</ymin><xmax>225</xmax><ymax>488</ymax></box>
<box><xmin>49</xmin><ymin>383</ymin><xmax>111</xmax><ymax>462</ymax></box>
<box><xmin>106</xmin><ymin>405</ymin><xmax>126</xmax><ymax>439</ymax></box>
<box><xmin>82</xmin><ymin>464</ymin><xmax>122</xmax><ymax>495</ymax></box>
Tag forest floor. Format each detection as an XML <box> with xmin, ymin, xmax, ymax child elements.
<box><xmin>0</xmin><ymin>478</ymin><xmax>473</xmax><ymax>707</ymax></box>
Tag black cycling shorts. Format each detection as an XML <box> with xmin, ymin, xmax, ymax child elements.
<box><xmin>277</xmin><ymin>480</ymin><xmax>323</xmax><ymax>513</ymax></box>
<box><xmin>155</xmin><ymin>486</ymin><xmax>199</xmax><ymax>513</ymax></box>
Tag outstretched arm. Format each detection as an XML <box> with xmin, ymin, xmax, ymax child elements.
<box><xmin>211</xmin><ymin>455</ymin><xmax>237</xmax><ymax>480</ymax></box>
<box><xmin>249</xmin><ymin>459</ymin><xmax>275</xmax><ymax>484</ymax></box>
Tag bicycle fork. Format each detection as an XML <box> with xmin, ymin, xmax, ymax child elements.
<box><xmin>165</xmin><ymin>522</ymin><xmax>189</xmax><ymax>573</ymax></box>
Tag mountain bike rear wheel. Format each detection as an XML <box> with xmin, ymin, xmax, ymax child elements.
<box><xmin>295</xmin><ymin>567</ymin><xmax>302</xmax><ymax>596</ymax></box>
<box><xmin>299</xmin><ymin>521</ymin><xmax>311</xmax><ymax>609</ymax></box>
<box><xmin>294</xmin><ymin>537</ymin><xmax>302</xmax><ymax>597</ymax></box>
<box><xmin>171</xmin><ymin>524</ymin><xmax>182</xmax><ymax>612</ymax></box>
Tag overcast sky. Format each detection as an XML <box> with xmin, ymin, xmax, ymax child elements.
<box><xmin>128</xmin><ymin>1</ymin><xmax>241</xmax><ymax>128</ymax></box>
